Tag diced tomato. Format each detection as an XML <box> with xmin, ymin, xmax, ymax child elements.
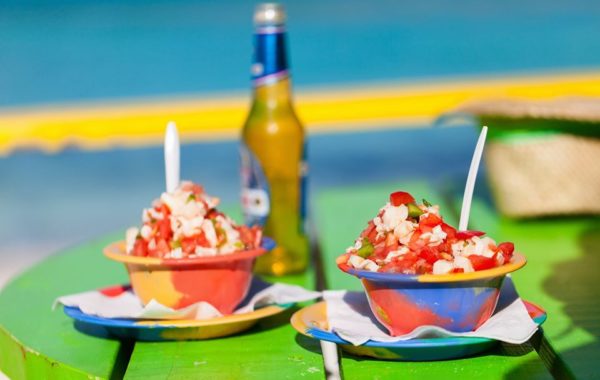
<box><xmin>498</xmin><ymin>242</ymin><xmax>514</xmax><ymax>255</ymax></box>
<box><xmin>384</xmin><ymin>252</ymin><xmax>421</xmax><ymax>274</ymax></box>
<box><xmin>157</xmin><ymin>239</ymin><xmax>171</xmax><ymax>255</ymax></box>
<box><xmin>362</xmin><ymin>222</ymin><xmax>383</xmax><ymax>244</ymax></box>
<box><xmin>455</xmin><ymin>230</ymin><xmax>485</xmax><ymax>240</ymax></box>
<box><xmin>178</xmin><ymin>232</ymin><xmax>211</xmax><ymax>255</ymax></box>
<box><xmin>419</xmin><ymin>213</ymin><xmax>443</xmax><ymax>228</ymax></box>
<box><xmin>414</xmin><ymin>258</ymin><xmax>433</xmax><ymax>274</ymax></box>
<box><xmin>360</xmin><ymin>221</ymin><xmax>376</xmax><ymax>238</ymax></box>
<box><xmin>156</xmin><ymin>203</ymin><xmax>170</xmax><ymax>218</ymax></box>
<box><xmin>407</xmin><ymin>230</ymin><xmax>426</xmax><ymax>252</ymax></box>
<box><xmin>386</xmin><ymin>240</ymin><xmax>399</xmax><ymax>252</ymax></box>
<box><xmin>468</xmin><ymin>255</ymin><xmax>496</xmax><ymax>271</ymax></box>
<box><xmin>380</xmin><ymin>255</ymin><xmax>413</xmax><ymax>274</ymax></box>
<box><xmin>132</xmin><ymin>239</ymin><xmax>148</xmax><ymax>257</ymax></box>
<box><xmin>418</xmin><ymin>246</ymin><xmax>439</xmax><ymax>264</ymax></box>
<box><xmin>155</xmin><ymin>218</ymin><xmax>172</xmax><ymax>240</ymax></box>
<box><xmin>336</xmin><ymin>253</ymin><xmax>350</xmax><ymax>265</ymax></box>
<box><xmin>181</xmin><ymin>237</ymin><xmax>196</xmax><ymax>255</ymax></box>
<box><xmin>498</xmin><ymin>242</ymin><xmax>514</xmax><ymax>261</ymax></box>
<box><xmin>372</xmin><ymin>243</ymin><xmax>388</xmax><ymax>261</ymax></box>
<box><xmin>452</xmin><ymin>267</ymin><xmax>465</xmax><ymax>274</ymax></box>
<box><xmin>100</xmin><ymin>285</ymin><xmax>129</xmax><ymax>297</ymax></box>
<box><xmin>440</xmin><ymin>223</ymin><xmax>457</xmax><ymax>240</ymax></box>
<box><xmin>390</xmin><ymin>191</ymin><xmax>415</xmax><ymax>206</ymax></box>
<box><xmin>385</xmin><ymin>233</ymin><xmax>398</xmax><ymax>247</ymax></box>
<box><xmin>206</xmin><ymin>209</ymin><xmax>223</xmax><ymax>219</ymax></box>
<box><xmin>379</xmin><ymin>262</ymin><xmax>396</xmax><ymax>273</ymax></box>
<box><xmin>239</xmin><ymin>225</ymin><xmax>261</xmax><ymax>249</ymax></box>
<box><xmin>195</xmin><ymin>232</ymin><xmax>209</xmax><ymax>247</ymax></box>
<box><xmin>377</xmin><ymin>244</ymin><xmax>401</xmax><ymax>262</ymax></box>
<box><xmin>149</xmin><ymin>239</ymin><xmax>171</xmax><ymax>258</ymax></box>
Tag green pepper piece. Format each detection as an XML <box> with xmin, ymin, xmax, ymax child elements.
<box><xmin>422</xmin><ymin>198</ymin><xmax>432</xmax><ymax>207</ymax></box>
<box><xmin>356</xmin><ymin>238</ymin><xmax>374</xmax><ymax>258</ymax></box>
<box><xmin>408</xmin><ymin>203</ymin><xmax>424</xmax><ymax>218</ymax></box>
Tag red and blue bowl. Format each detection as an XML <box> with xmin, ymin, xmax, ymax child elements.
<box><xmin>338</xmin><ymin>253</ymin><xmax>526</xmax><ymax>336</ymax></box>
<box><xmin>104</xmin><ymin>238</ymin><xmax>274</xmax><ymax>315</ymax></box>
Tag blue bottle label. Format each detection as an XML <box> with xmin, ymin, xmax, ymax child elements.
<box><xmin>240</xmin><ymin>144</ymin><xmax>270</xmax><ymax>226</ymax></box>
<box><xmin>252</xmin><ymin>26</ymin><xmax>289</xmax><ymax>86</ymax></box>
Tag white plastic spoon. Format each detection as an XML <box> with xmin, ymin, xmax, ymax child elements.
<box><xmin>458</xmin><ymin>126</ymin><xmax>488</xmax><ymax>231</ymax></box>
<box><xmin>164</xmin><ymin>121</ymin><xmax>180</xmax><ymax>193</ymax></box>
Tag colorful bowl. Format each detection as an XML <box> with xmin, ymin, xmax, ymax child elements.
<box><xmin>338</xmin><ymin>253</ymin><xmax>526</xmax><ymax>336</ymax></box>
<box><xmin>104</xmin><ymin>238</ymin><xmax>273</xmax><ymax>314</ymax></box>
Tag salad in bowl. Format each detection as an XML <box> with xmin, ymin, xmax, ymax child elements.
<box><xmin>125</xmin><ymin>181</ymin><xmax>262</xmax><ymax>259</ymax></box>
<box><xmin>337</xmin><ymin>191</ymin><xmax>526</xmax><ymax>336</ymax></box>
<box><xmin>105</xmin><ymin>181</ymin><xmax>270</xmax><ymax>314</ymax></box>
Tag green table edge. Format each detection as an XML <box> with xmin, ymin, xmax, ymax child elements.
<box><xmin>0</xmin><ymin>233</ymin><xmax>129</xmax><ymax>379</ymax></box>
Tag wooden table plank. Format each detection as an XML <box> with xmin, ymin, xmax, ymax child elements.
<box><xmin>122</xmin><ymin>207</ymin><xmax>326</xmax><ymax>379</ymax></box>
<box><xmin>315</xmin><ymin>182</ymin><xmax>553</xmax><ymax>380</ymax></box>
<box><xmin>123</xmin><ymin>205</ymin><xmax>323</xmax><ymax>378</ymax></box>
<box><xmin>124</xmin><ymin>305</ymin><xmax>323</xmax><ymax>379</ymax></box>
<box><xmin>0</xmin><ymin>233</ymin><xmax>130</xmax><ymax>379</ymax></box>
<box><xmin>124</xmin><ymin>272</ymin><xmax>325</xmax><ymax>379</ymax></box>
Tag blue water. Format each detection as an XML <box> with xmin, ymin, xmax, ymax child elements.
<box><xmin>1</xmin><ymin>0</ymin><xmax>600</xmax><ymax>106</ymax></box>
<box><xmin>1</xmin><ymin>0</ymin><xmax>598</xmax><ymax>281</ymax></box>
<box><xmin>0</xmin><ymin>126</ymin><xmax>478</xmax><ymax>247</ymax></box>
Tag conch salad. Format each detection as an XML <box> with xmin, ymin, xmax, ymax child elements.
<box><xmin>338</xmin><ymin>191</ymin><xmax>514</xmax><ymax>275</ymax></box>
<box><xmin>126</xmin><ymin>181</ymin><xmax>262</xmax><ymax>259</ymax></box>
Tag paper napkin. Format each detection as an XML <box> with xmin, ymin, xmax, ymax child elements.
<box><xmin>56</xmin><ymin>278</ymin><xmax>321</xmax><ymax>320</ymax></box>
<box><xmin>324</xmin><ymin>277</ymin><xmax>539</xmax><ymax>346</ymax></box>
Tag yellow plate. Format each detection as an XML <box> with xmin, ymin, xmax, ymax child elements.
<box><xmin>64</xmin><ymin>302</ymin><xmax>290</xmax><ymax>341</ymax></box>
<box><xmin>291</xmin><ymin>300</ymin><xmax>546</xmax><ymax>361</ymax></box>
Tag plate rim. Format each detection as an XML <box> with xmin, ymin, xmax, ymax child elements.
<box><xmin>290</xmin><ymin>300</ymin><xmax>546</xmax><ymax>348</ymax></box>
<box><xmin>64</xmin><ymin>302</ymin><xmax>291</xmax><ymax>330</ymax></box>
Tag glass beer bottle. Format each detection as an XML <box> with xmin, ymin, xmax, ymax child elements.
<box><xmin>241</xmin><ymin>3</ymin><xmax>309</xmax><ymax>275</ymax></box>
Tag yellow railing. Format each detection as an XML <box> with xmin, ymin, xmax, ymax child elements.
<box><xmin>1</xmin><ymin>70</ymin><xmax>599</xmax><ymax>155</ymax></box>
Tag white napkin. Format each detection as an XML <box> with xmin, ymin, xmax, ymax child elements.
<box><xmin>56</xmin><ymin>277</ymin><xmax>321</xmax><ymax>320</ymax></box>
<box><xmin>324</xmin><ymin>277</ymin><xmax>539</xmax><ymax>346</ymax></box>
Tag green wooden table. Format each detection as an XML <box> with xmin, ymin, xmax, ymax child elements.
<box><xmin>0</xmin><ymin>231</ymin><xmax>323</xmax><ymax>380</ymax></box>
<box><xmin>315</xmin><ymin>181</ymin><xmax>600</xmax><ymax>380</ymax></box>
<box><xmin>1</xmin><ymin>182</ymin><xmax>599</xmax><ymax>379</ymax></box>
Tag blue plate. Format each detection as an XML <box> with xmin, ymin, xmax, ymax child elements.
<box><xmin>64</xmin><ymin>302</ymin><xmax>291</xmax><ymax>341</ymax></box>
<box><xmin>290</xmin><ymin>301</ymin><xmax>546</xmax><ymax>361</ymax></box>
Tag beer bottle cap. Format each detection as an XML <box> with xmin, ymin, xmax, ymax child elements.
<box><xmin>254</xmin><ymin>3</ymin><xmax>286</xmax><ymax>26</ymax></box>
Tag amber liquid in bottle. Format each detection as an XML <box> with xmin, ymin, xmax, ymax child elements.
<box><xmin>241</xmin><ymin>4</ymin><xmax>309</xmax><ymax>276</ymax></box>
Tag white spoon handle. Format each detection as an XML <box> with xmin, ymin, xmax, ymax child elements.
<box><xmin>164</xmin><ymin>121</ymin><xmax>180</xmax><ymax>193</ymax></box>
<box><xmin>459</xmin><ymin>126</ymin><xmax>488</xmax><ymax>231</ymax></box>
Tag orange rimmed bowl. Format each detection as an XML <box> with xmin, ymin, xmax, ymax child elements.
<box><xmin>338</xmin><ymin>253</ymin><xmax>527</xmax><ymax>336</ymax></box>
<box><xmin>104</xmin><ymin>238</ymin><xmax>274</xmax><ymax>314</ymax></box>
